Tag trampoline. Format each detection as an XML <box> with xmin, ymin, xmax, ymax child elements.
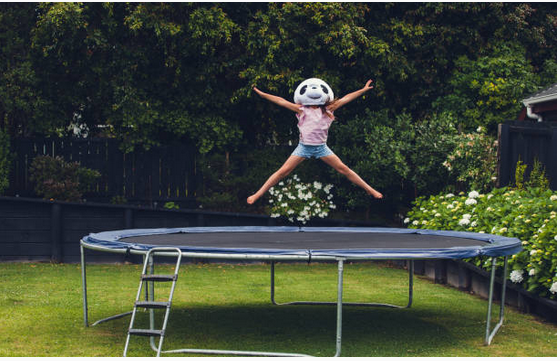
<box><xmin>80</xmin><ymin>226</ymin><xmax>522</xmax><ymax>357</ymax></box>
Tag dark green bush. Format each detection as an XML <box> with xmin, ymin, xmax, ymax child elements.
<box><xmin>442</xmin><ymin>128</ymin><xmax>499</xmax><ymax>193</ymax></box>
<box><xmin>29</xmin><ymin>155</ymin><xmax>100</xmax><ymax>202</ymax></box>
<box><xmin>329</xmin><ymin>109</ymin><xmax>458</xmax><ymax>218</ymax></box>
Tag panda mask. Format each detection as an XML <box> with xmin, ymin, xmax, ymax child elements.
<box><xmin>294</xmin><ymin>78</ymin><xmax>334</xmax><ymax>106</ymax></box>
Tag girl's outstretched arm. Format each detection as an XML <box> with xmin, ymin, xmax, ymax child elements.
<box><xmin>254</xmin><ymin>87</ymin><xmax>302</xmax><ymax>113</ymax></box>
<box><xmin>327</xmin><ymin>80</ymin><xmax>374</xmax><ymax>112</ymax></box>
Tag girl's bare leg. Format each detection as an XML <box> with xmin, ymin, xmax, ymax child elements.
<box><xmin>247</xmin><ymin>155</ymin><xmax>306</xmax><ymax>204</ymax></box>
<box><xmin>321</xmin><ymin>154</ymin><xmax>383</xmax><ymax>198</ymax></box>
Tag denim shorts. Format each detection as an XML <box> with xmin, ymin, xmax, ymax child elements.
<box><xmin>291</xmin><ymin>143</ymin><xmax>334</xmax><ymax>159</ymax></box>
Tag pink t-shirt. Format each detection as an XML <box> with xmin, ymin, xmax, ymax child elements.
<box><xmin>296</xmin><ymin>106</ymin><xmax>335</xmax><ymax>145</ymax></box>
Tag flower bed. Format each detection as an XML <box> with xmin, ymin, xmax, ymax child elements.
<box><xmin>405</xmin><ymin>187</ymin><xmax>557</xmax><ymax>300</ymax></box>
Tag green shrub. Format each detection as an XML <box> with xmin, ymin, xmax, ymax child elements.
<box><xmin>442</xmin><ymin>127</ymin><xmax>498</xmax><ymax>193</ymax></box>
<box><xmin>528</xmin><ymin>160</ymin><xmax>550</xmax><ymax>189</ymax></box>
<box><xmin>331</xmin><ymin>109</ymin><xmax>457</xmax><ymax>214</ymax></box>
<box><xmin>331</xmin><ymin>109</ymin><xmax>501</xmax><ymax>219</ymax></box>
<box><xmin>163</xmin><ymin>201</ymin><xmax>179</xmax><ymax>210</ymax></box>
<box><xmin>405</xmin><ymin>187</ymin><xmax>557</xmax><ymax>299</ymax></box>
<box><xmin>515</xmin><ymin>159</ymin><xmax>528</xmax><ymax>190</ymax></box>
<box><xmin>0</xmin><ymin>129</ymin><xmax>11</xmax><ymax>194</ymax></box>
<box><xmin>29</xmin><ymin>155</ymin><xmax>101</xmax><ymax>202</ymax></box>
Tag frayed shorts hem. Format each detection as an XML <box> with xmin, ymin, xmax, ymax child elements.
<box><xmin>291</xmin><ymin>143</ymin><xmax>334</xmax><ymax>159</ymax></box>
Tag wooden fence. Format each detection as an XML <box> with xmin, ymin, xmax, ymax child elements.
<box><xmin>498</xmin><ymin>121</ymin><xmax>557</xmax><ymax>190</ymax></box>
<box><xmin>7</xmin><ymin>122</ymin><xmax>556</xmax><ymax>208</ymax></box>
<box><xmin>7</xmin><ymin>138</ymin><xmax>199</xmax><ymax>206</ymax></box>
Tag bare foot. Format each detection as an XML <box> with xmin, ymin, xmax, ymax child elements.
<box><xmin>247</xmin><ymin>195</ymin><xmax>258</xmax><ymax>204</ymax></box>
<box><xmin>370</xmin><ymin>189</ymin><xmax>383</xmax><ymax>199</ymax></box>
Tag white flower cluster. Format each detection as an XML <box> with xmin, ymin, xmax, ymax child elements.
<box><xmin>490</xmin><ymin>226</ymin><xmax>508</xmax><ymax>235</ymax></box>
<box><xmin>510</xmin><ymin>270</ymin><xmax>524</xmax><ymax>284</ymax></box>
<box><xmin>464</xmin><ymin>190</ymin><xmax>479</xmax><ymax>206</ymax></box>
<box><xmin>468</xmin><ymin>190</ymin><xmax>479</xmax><ymax>198</ymax></box>
<box><xmin>268</xmin><ymin>175</ymin><xmax>335</xmax><ymax>224</ymax></box>
<box><xmin>458</xmin><ymin>213</ymin><xmax>473</xmax><ymax>226</ymax></box>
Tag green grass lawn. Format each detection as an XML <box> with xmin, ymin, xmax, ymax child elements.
<box><xmin>0</xmin><ymin>261</ymin><xmax>556</xmax><ymax>357</ymax></box>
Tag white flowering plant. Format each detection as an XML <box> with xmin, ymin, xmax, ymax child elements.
<box><xmin>405</xmin><ymin>186</ymin><xmax>557</xmax><ymax>299</ymax></box>
<box><xmin>267</xmin><ymin>174</ymin><xmax>335</xmax><ymax>224</ymax></box>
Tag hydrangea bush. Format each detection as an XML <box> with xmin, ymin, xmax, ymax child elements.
<box><xmin>405</xmin><ymin>187</ymin><xmax>557</xmax><ymax>299</ymax></box>
<box><xmin>267</xmin><ymin>174</ymin><xmax>335</xmax><ymax>224</ymax></box>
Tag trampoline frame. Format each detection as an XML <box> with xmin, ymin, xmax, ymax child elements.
<box><xmin>80</xmin><ymin>227</ymin><xmax>517</xmax><ymax>357</ymax></box>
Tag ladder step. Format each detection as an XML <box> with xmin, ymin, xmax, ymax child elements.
<box><xmin>128</xmin><ymin>328</ymin><xmax>164</xmax><ymax>337</ymax></box>
<box><xmin>135</xmin><ymin>301</ymin><xmax>170</xmax><ymax>309</ymax></box>
<box><xmin>141</xmin><ymin>274</ymin><xmax>177</xmax><ymax>282</ymax></box>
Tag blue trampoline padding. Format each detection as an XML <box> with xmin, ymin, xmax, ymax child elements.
<box><xmin>81</xmin><ymin>227</ymin><xmax>522</xmax><ymax>260</ymax></box>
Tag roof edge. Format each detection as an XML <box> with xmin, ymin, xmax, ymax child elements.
<box><xmin>522</xmin><ymin>84</ymin><xmax>557</xmax><ymax>106</ymax></box>
<box><xmin>523</xmin><ymin>93</ymin><xmax>557</xmax><ymax>106</ymax></box>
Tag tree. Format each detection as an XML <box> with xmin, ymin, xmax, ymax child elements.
<box><xmin>432</xmin><ymin>42</ymin><xmax>541</xmax><ymax>132</ymax></box>
<box><xmin>2</xmin><ymin>2</ymin><xmax>555</xmax><ymax>147</ymax></box>
<box><xmin>29</xmin><ymin>3</ymin><xmax>244</xmax><ymax>152</ymax></box>
<box><xmin>105</xmin><ymin>3</ymin><xmax>243</xmax><ymax>152</ymax></box>
<box><xmin>0</xmin><ymin>3</ymin><xmax>47</xmax><ymax>137</ymax></box>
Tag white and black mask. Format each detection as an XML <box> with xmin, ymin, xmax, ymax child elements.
<box><xmin>294</xmin><ymin>78</ymin><xmax>334</xmax><ymax>105</ymax></box>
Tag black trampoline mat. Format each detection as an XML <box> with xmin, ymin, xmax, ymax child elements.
<box><xmin>122</xmin><ymin>232</ymin><xmax>487</xmax><ymax>250</ymax></box>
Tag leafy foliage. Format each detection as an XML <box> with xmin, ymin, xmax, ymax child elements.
<box><xmin>29</xmin><ymin>155</ymin><xmax>100</xmax><ymax>202</ymax></box>
<box><xmin>330</xmin><ymin>109</ymin><xmax>458</xmax><ymax>213</ymax></box>
<box><xmin>432</xmin><ymin>42</ymin><xmax>541</xmax><ymax>132</ymax></box>
<box><xmin>515</xmin><ymin>159</ymin><xmax>529</xmax><ymax>190</ymax></box>
<box><xmin>1</xmin><ymin>3</ymin><xmax>555</xmax><ymax>145</ymax></box>
<box><xmin>516</xmin><ymin>158</ymin><xmax>550</xmax><ymax>190</ymax></box>
<box><xmin>442</xmin><ymin>128</ymin><xmax>498</xmax><ymax>193</ymax></box>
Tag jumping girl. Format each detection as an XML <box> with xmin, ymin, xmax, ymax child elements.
<box><xmin>247</xmin><ymin>78</ymin><xmax>383</xmax><ymax>205</ymax></box>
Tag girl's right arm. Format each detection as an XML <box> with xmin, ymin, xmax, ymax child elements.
<box><xmin>254</xmin><ymin>87</ymin><xmax>302</xmax><ymax>113</ymax></box>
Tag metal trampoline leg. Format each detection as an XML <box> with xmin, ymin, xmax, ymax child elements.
<box><xmin>86</xmin><ymin>251</ymin><xmax>134</xmax><ymax>327</ymax></box>
<box><xmin>406</xmin><ymin>260</ymin><xmax>414</xmax><ymax>308</ymax></box>
<box><xmin>270</xmin><ymin>261</ymin><xmax>277</xmax><ymax>305</ymax></box>
<box><xmin>485</xmin><ymin>256</ymin><xmax>508</xmax><ymax>345</ymax></box>
<box><xmin>334</xmin><ymin>259</ymin><xmax>344</xmax><ymax>357</ymax></box>
<box><xmin>81</xmin><ymin>244</ymin><xmax>89</xmax><ymax>327</ymax></box>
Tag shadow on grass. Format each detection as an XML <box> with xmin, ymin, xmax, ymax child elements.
<box><xmin>121</xmin><ymin>303</ymin><xmax>466</xmax><ymax>357</ymax></box>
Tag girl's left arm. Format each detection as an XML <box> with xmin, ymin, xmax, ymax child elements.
<box><xmin>327</xmin><ymin>80</ymin><xmax>374</xmax><ymax>112</ymax></box>
<box><xmin>253</xmin><ymin>87</ymin><xmax>302</xmax><ymax>113</ymax></box>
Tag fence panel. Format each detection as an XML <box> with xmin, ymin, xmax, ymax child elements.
<box><xmin>498</xmin><ymin>121</ymin><xmax>557</xmax><ymax>190</ymax></box>
<box><xmin>8</xmin><ymin>138</ymin><xmax>198</xmax><ymax>205</ymax></box>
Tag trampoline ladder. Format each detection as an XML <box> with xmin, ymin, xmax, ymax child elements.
<box><xmin>123</xmin><ymin>247</ymin><xmax>182</xmax><ymax>357</ymax></box>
